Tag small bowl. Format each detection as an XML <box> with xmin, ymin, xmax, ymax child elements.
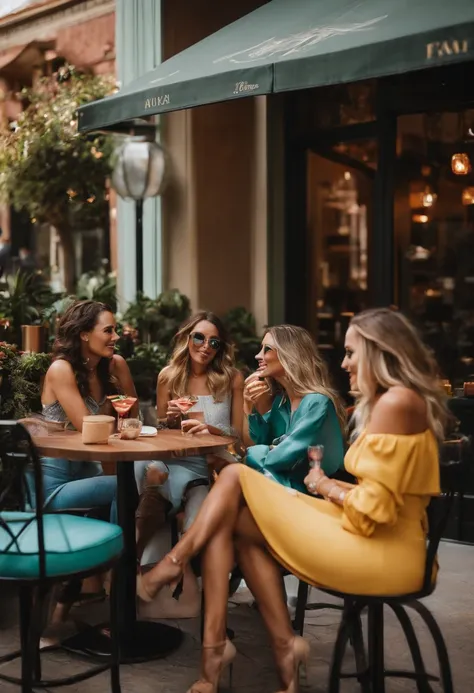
<box><xmin>118</xmin><ymin>418</ymin><xmax>143</xmax><ymax>440</ymax></box>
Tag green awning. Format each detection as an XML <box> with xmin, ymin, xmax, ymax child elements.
<box><xmin>78</xmin><ymin>0</ymin><xmax>474</xmax><ymax>132</ymax></box>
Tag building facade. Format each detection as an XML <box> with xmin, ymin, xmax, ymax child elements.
<box><xmin>0</xmin><ymin>0</ymin><xmax>116</xmax><ymax>278</ymax></box>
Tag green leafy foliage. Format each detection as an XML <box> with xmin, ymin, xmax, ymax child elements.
<box><xmin>122</xmin><ymin>289</ymin><xmax>191</xmax><ymax>344</ymax></box>
<box><xmin>76</xmin><ymin>268</ymin><xmax>117</xmax><ymax>312</ymax></box>
<box><xmin>0</xmin><ymin>348</ymin><xmax>52</xmax><ymax>419</ymax></box>
<box><xmin>126</xmin><ymin>342</ymin><xmax>169</xmax><ymax>400</ymax></box>
<box><xmin>0</xmin><ymin>66</ymin><xmax>115</xmax><ymax>289</ymax></box>
<box><xmin>0</xmin><ymin>271</ymin><xmax>55</xmax><ymax>345</ymax></box>
<box><xmin>222</xmin><ymin>306</ymin><xmax>263</xmax><ymax>372</ymax></box>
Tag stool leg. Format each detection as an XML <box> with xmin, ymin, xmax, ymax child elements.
<box><xmin>348</xmin><ymin>603</ymin><xmax>370</xmax><ymax>693</ymax></box>
<box><xmin>408</xmin><ymin>601</ymin><xmax>453</xmax><ymax>693</ymax></box>
<box><xmin>368</xmin><ymin>603</ymin><xmax>385</xmax><ymax>693</ymax></box>
<box><xmin>389</xmin><ymin>603</ymin><xmax>431</xmax><ymax>693</ymax></box>
<box><xmin>328</xmin><ymin>610</ymin><xmax>351</xmax><ymax>693</ymax></box>
<box><xmin>293</xmin><ymin>581</ymin><xmax>309</xmax><ymax>636</ymax></box>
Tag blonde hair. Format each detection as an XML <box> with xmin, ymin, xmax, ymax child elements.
<box><xmin>349</xmin><ymin>308</ymin><xmax>448</xmax><ymax>440</ymax></box>
<box><xmin>164</xmin><ymin>311</ymin><xmax>236</xmax><ymax>401</ymax></box>
<box><xmin>265</xmin><ymin>325</ymin><xmax>346</xmax><ymax>432</ymax></box>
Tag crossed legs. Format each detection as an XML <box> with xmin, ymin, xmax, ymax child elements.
<box><xmin>140</xmin><ymin>465</ymin><xmax>299</xmax><ymax>690</ymax></box>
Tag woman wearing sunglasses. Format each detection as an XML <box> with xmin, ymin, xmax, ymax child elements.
<box><xmin>134</xmin><ymin>311</ymin><xmax>244</xmax><ymax>566</ymax></box>
<box><xmin>137</xmin><ymin>324</ymin><xmax>347</xmax><ymax>693</ymax></box>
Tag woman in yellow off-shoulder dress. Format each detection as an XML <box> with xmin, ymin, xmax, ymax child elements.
<box><xmin>139</xmin><ymin>309</ymin><xmax>448</xmax><ymax>693</ymax></box>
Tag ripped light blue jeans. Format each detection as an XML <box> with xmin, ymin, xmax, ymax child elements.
<box><xmin>134</xmin><ymin>456</ymin><xmax>209</xmax><ymax>530</ymax></box>
<box><xmin>25</xmin><ymin>457</ymin><xmax>117</xmax><ymax>523</ymax></box>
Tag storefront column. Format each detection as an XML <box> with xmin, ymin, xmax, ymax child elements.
<box><xmin>115</xmin><ymin>0</ymin><xmax>163</xmax><ymax>306</ymax></box>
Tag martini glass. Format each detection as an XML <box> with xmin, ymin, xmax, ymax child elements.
<box><xmin>176</xmin><ymin>394</ymin><xmax>199</xmax><ymax>418</ymax></box>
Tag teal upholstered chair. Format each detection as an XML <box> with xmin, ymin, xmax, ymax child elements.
<box><xmin>0</xmin><ymin>421</ymin><xmax>123</xmax><ymax>693</ymax></box>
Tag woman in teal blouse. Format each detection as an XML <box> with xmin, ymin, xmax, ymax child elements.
<box><xmin>138</xmin><ymin>324</ymin><xmax>346</xmax><ymax>693</ymax></box>
<box><xmin>246</xmin><ymin>393</ymin><xmax>344</xmax><ymax>492</ymax></box>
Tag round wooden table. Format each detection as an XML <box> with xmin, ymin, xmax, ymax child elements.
<box><xmin>32</xmin><ymin>428</ymin><xmax>234</xmax><ymax>663</ymax></box>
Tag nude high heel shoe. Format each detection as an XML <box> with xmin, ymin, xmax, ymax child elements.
<box><xmin>136</xmin><ymin>553</ymin><xmax>184</xmax><ymax>602</ymax></box>
<box><xmin>187</xmin><ymin>639</ymin><xmax>236</xmax><ymax>693</ymax></box>
<box><xmin>274</xmin><ymin>635</ymin><xmax>310</xmax><ymax>693</ymax></box>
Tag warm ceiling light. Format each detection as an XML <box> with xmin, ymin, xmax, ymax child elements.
<box><xmin>451</xmin><ymin>153</ymin><xmax>471</xmax><ymax>175</ymax></box>
<box><xmin>462</xmin><ymin>187</ymin><xmax>474</xmax><ymax>205</ymax></box>
<box><xmin>412</xmin><ymin>214</ymin><xmax>429</xmax><ymax>224</ymax></box>
<box><xmin>422</xmin><ymin>190</ymin><xmax>437</xmax><ymax>207</ymax></box>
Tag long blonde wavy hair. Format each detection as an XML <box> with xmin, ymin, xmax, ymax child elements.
<box><xmin>349</xmin><ymin>308</ymin><xmax>448</xmax><ymax>440</ymax></box>
<box><xmin>164</xmin><ymin>311</ymin><xmax>236</xmax><ymax>402</ymax></box>
<box><xmin>265</xmin><ymin>325</ymin><xmax>346</xmax><ymax>432</ymax></box>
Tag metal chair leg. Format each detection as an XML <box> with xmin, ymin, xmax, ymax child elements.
<box><xmin>19</xmin><ymin>586</ymin><xmax>34</xmax><ymax>693</ymax></box>
<box><xmin>292</xmin><ymin>581</ymin><xmax>309</xmax><ymax>635</ymax></box>
<box><xmin>328</xmin><ymin>608</ymin><xmax>352</xmax><ymax>693</ymax></box>
<box><xmin>347</xmin><ymin>603</ymin><xmax>371</xmax><ymax>692</ymax></box>
<box><xmin>407</xmin><ymin>601</ymin><xmax>454</xmax><ymax>693</ymax></box>
<box><xmin>109</xmin><ymin>567</ymin><xmax>122</xmax><ymax>693</ymax></box>
<box><xmin>389</xmin><ymin>603</ymin><xmax>433</xmax><ymax>693</ymax></box>
<box><xmin>367</xmin><ymin>602</ymin><xmax>385</xmax><ymax>693</ymax></box>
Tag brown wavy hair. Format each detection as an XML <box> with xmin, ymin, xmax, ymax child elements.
<box><xmin>349</xmin><ymin>308</ymin><xmax>448</xmax><ymax>440</ymax></box>
<box><xmin>52</xmin><ymin>300</ymin><xmax>118</xmax><ymax>399</ymax></box>
<box><xmin>264</xmin><ymin>325</ymin><xmax>347</xmax><ymax>432</ymax></box>
<box><xmin>164</xmin><ymin>311</ymin><xmax>236</xmax><ymax>401</ymax></box>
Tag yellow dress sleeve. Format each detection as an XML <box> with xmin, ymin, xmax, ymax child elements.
<box><xmin>341</xmin><ymin>432</ymin><xmax>439</xmax><ymax>537</ymax></box>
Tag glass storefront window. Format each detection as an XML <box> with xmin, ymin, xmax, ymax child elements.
<box><xmin>395</xmin><ymin>110</ymin><xmax>474</xmax><ymax>386</ymax></box>
<box><xmin>307</xmin><ymin>140</ymin><xmax>377</xmax><ymax>390</ymax></box>
<box><xmin>293</xmin><ymin>80</ymin><xmax>377</xmax><ymax>133</ymax></box>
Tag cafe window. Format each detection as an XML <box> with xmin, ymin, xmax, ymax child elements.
<box><xmin>395</xmin><ymin>109</ymin><xmax>474</xmax><ymax>387</ymax></box>
<box><xmin>306</xmin><ymin>137</ymin><xmax>377</xmax><ymax>389</ymax></box>
<box><xmin>292</xmin><ymin>80</ymin><xmax>377</xmax><ymax>134</ymax></box>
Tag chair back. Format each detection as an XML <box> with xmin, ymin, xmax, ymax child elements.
<box><xmin>422</xmin><ymin>434</ymin><xmax>471</xmax><ymax>593</ymax></box>
<box><xmin>0</xmin><ymin>420</ymin><xmax>47</xmax><ymax>580</ymax></box>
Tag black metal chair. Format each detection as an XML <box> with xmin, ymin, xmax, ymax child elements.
<box><xmin>323</xmin><ymin>436</ymin><xmax>470</xmax><ymax>693</ymax></box>
<box><xmin>0</xmin><ymin>421</ymin><xmax>123</xmax><ymax>693</ymax></box>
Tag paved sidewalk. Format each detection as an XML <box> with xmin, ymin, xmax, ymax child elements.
<box><xmin>0</xmin><ymin>541</ymin><xmax>473</xmax><ymax>692</ymax></box>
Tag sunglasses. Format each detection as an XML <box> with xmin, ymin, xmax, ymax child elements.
<box><xmin>191</xmin><ymin>332</ymin><xmax>222</xmax><ymax>351</ymax></box>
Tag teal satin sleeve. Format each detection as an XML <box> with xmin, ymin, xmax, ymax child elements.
<box><xmin>246</xmin><ymin>395</ymin><xmax>343</xmax><ymax>488</ymax></box>
<box><xmin>248</xmin><ymin>410</ymin><xmax>273</xmax><ymax>445</ymax></box>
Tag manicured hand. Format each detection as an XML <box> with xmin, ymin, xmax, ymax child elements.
<box><xmin>243</xmin><ymin>373</ymin><xmax>271</xmax><ymax>415</ymax></box>
<box><xmin>167</xmin><ymin>400</ymin><xmax>181</xmax><ymax>416</ymax></box>
<box><xmin>304</xmin><ymin>468</ymin><xmax>326</xmax><ymax>495</ymax></box>
<box><xmin>181</xmin><ymin>419</ymin><xmax>210</xmax><ymax>435</ymax></box>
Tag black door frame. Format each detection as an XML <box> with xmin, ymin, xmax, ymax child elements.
<box><xmin>283</xmin><ymin>113</ymin><xmax>393</xmax><ymax>326</ymax></box>
<box><xmin>283</xmin><ymin>63</ymin><xmax>474</xmax><ymax>327</ymax></box>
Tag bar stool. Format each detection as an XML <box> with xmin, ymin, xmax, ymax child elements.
<box><xmin>324</xmin><ymin>437</ymin><xmax>469</xmax><ymax>693</ymax></box>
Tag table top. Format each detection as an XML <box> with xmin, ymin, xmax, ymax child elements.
<box><xmin>32</xmin><ymin>428</ymin><xmax>234</xmax><ymax>462</ymax></box>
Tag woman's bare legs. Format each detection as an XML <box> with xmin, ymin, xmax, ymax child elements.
<box><xmin>187</xmin><ymin>531</ymin><xmax>237</xmax><ymax>691</ymax></box>
<box><xmin>234</xmin><ymin>508</ymin><xmax>306</xmax><ymax>692</ymax></box>
<box><xmin>140</xmin><ymin>464</ymin><xmax>243</xmax><ymax>596</ymax></box>
<box><xmin>135</xmin><ymin>464</ymin><xmax>170</xmax><ymax>565</ymax></box>
<box><xmin>201</xmin><ymin>531</ymin><xmax>235</xmax><ymax>645</ymax></box>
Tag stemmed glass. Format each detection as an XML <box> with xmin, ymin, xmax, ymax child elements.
<box><xmin>176</xmin><ymin>394</ymin><xmax>199</xmax><ymax>418</ymax></box>
<box><xmin>307</xmin><ymin>444</ymin><xmax>324</xmax><ymax>470</ymax></box>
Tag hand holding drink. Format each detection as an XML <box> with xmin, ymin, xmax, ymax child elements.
<box><xmin>167</xmin><ymin>394</ymin><xmax>199</xmax><ymax>429</ymax></box>
<box><xmin>305</xmin><ymin>445</ymin><xmax>326</xmax><ymax>495</ymax></box>
<box><xmin>243</xmin><ymin>372</ymin><xmax>271</xmax><ymax>415</ymax></box>
<box><xmin>308</xmin><ymin>444</ymin><xmax>324</xmax><ymax>470</ymax></box>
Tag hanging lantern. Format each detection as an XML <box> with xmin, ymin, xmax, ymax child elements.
<box><xmin>111</xmin><ymin>138</ymin><xmax>167</xmax><ymax>200</ymax></box>
<box><xmin>409</xmin><ymin>182</ymin><xmax>437</xmax><ymax>209</ymax></box>
<box><xmin>421</xmin><ymin>188</ymin><xmax>437</xmax><ymax>207</ymax></box>
<box><xmin>451</xmin><ymin>153</ymin><xmax>471</xmax><ymax>175</ymax></box>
